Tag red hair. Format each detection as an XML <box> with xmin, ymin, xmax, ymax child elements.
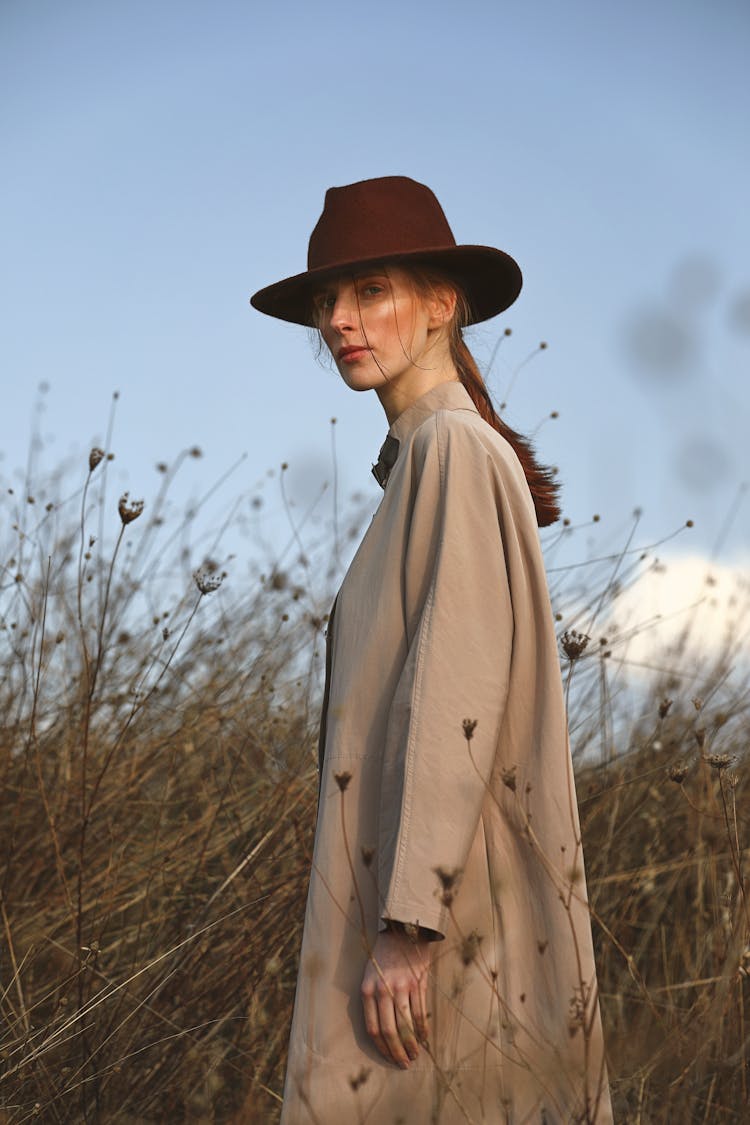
<box><xmin>410</xmin><ymin>267</ymin><xmax>561</xmax><ymax>527</ymax></box>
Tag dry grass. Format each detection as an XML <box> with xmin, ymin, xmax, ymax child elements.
<box><xmin>1</xmin><ymin>440</ymin><xmax>748</xmax><ymax>1122</ymax></box>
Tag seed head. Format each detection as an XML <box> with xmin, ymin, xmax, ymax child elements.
<box><xmin>193</xmin><ymin>569</ymin><xmax>224</xmax><ymax>595</ymax></box>
<box><xmin>706</xmin><ymin>753</ymin><xmax>733</xmax><ymax>772</ymax></box>
<box><xmin>462</xmin><ymin>718</ymin><xmax>478</xmax><ymax>741</ymax></box>
<box><xmin>334</xmin><ymin>771</ymin><xmax>352</xmax><ymax>792</ymax></box>
<box><xmin>460</xmin><ymin>929</ymin><xmax>483</xmax><ymax>966</ymax></box>
<box><xmin>434</xmin><ymin>866</ymin><xmax>462</xmax><ymax>907</ymax></box>
<box><xmin>668</xmin><ymin>763</ymin><xmax>689</xmax><ymax>785</ymax></box>
<box><xmin>360</xmin><ymin>846</ymin><xmax>374</xmax><ymax>868</ymax></box>
<box><xmin>348</xmin><ymin>1066</ymin><xmax>371</xmax><ymax>1092</ymax></box>
<box><xmin>560</xmin><ymin>629</ymin><xmax>590</xmax><ymax>662</ymax></box>
<box><xmin>118</xmin><ymin>493</ymin><xmax>144</xmax><ymax>525</ymax></box>
<box><xmin>501</xmin><ymin>766</ymin><xmax>517</xmax><ymax>792</ymax></box>
<box><xmin>658</xmin><ymin>697</ymin><xmax>673</xmax><ymax>719</ymax></box>
<box><xmin>89</xmin><ymin>447</ymin><xmax>105</xmax><ymax>472</ymax></box>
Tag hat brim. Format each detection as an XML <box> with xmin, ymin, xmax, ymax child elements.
<box><xmin>250</xmin><ymin>245</ymin><xmax>522</xmax><ymax>327</ymax></box>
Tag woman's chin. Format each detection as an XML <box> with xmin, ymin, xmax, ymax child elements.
<box><xmin>338</xmin><ymin>369</ymin><xmax>386</xmax><ymax>394</ymax></box>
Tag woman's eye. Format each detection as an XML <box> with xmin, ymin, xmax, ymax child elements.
<box><xmin>315</xmin><ymin>293</ymin><xmax>336</xmax><ymax>310</ymax></box>
<box><xmin>361</xmin><ymin>284</ymin><xmax>384</xmax><ymax>298</ymax></box>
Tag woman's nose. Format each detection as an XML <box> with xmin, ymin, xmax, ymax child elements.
<box><xmin>329</xmin><ymin>292</ymin><xmax>356</xmax><ymax>330</ymax></box>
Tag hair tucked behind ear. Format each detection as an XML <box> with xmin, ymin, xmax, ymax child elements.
<box><xmin>410</xmin><ymin>267</ymin><xmax>561</xmax><ymax>528</ymax></box>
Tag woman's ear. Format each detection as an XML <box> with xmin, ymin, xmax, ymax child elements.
<box><xmin>426</xmin><ymin>284</ymin><xmax>457</xmax><ymax>329</ymax></box>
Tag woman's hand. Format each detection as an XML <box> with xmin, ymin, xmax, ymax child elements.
<box><xmin>361</xmin><ymin>928</ymin><xmax>432</xmax><ymax>1068</ymax></box>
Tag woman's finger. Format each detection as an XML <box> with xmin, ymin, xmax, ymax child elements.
<box><xmin>377</xmin><ymin>988</ymin><xmax>412</xmax><ymax>1068</ymax></box>
<box><xmin>362</xmin><ymin>990</ymin><xmax>391</xmax><ymax>1063</ymax></box>
<box><xmin>413</xmin><ymin>974</ymin><xmax>430</xmax><ymax>1046</ymax></box>
<box><xmin>395</xmin><ymin>992</ymin><xmax>420</xmax><ymax>1061</ymax></box>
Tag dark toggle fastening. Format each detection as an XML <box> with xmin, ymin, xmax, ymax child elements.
<box><xmin>371</xmin><ymin>434</ymin><xmax>400</xmax><ymax>489</ymax></box>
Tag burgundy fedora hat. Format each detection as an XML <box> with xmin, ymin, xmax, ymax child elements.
<box><xmin>250</xmin><ymin>176</ymin><xmax>522</xmax><ymax>327</ymax></box>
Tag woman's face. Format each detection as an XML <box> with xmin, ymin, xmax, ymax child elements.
<box><xmin>314</xmin><ymin>267</ymin><xmax>454</xmax><ymax>415</ymax></box>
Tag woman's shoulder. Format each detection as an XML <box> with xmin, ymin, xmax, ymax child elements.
<box><xmin>410</xmin><ymin>403</ymin><xmax>527</xmax><ymax>487</ymax></box>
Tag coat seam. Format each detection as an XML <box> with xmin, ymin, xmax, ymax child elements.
<box><xmin>389</xmin><ymin>411</ymin><xmax>445</xmax><ymax>913</ymax></box>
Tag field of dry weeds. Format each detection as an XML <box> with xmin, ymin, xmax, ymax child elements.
<box><xmin>1</xmin><ymin>440</ymin><xmax>748</xmax><ymax>1122</ymax></box>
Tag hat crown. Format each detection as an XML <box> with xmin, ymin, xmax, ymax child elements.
<box><xmin>307</xmin><ymin>176</ymin><xmax>457</xmax><ymax>272</ymax></box>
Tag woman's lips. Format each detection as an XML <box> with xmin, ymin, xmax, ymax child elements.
<box><xmin>338</xmin><ymin>346</ymin><xmax>370</xmax><ymax>363</ymax></box>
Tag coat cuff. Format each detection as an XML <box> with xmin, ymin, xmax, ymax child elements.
<box><xmin>380</xmin><ymin>914</ymin><xmax>445</xmax><ymax>942</ymax></box>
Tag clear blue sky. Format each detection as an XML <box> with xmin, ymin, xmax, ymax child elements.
<box><xmin>2</xmin><ymin>0</ymin><xmax>748</xmax><ymax>570</ymax></box>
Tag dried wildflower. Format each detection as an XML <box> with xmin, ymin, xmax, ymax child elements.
<box><xmin>118</xmin><ymin>493</ymin><xmax>144</xmax><ymax>525</ymax></box>
<box><xmin>501</xmin><ymin>766</ymin><xmax>517</xmax><ymax>792</ymax></box>
<box><xmin>89</xmin><ymin>447</ymin><xmax>105</xmax><ymax>472</ymax></box>
<box><xmin>694</xmin><ymin>727</ymin><xmax>706</xmax><ymax>750</ymax></box>
<box><xmin>270</xmin><ymin>570</ymin><xmax>288</xmax><ymax>591</ymax></box>
<box><xmin>568</xmin><ymin>989</ymin><xmax>585</xmax><ymax>1038</ymax></box>
<box><xmin>334</xmin><ymin>771</ymin><xmax>352</xmax><ymax>792</ymax></box>
<box><xmin>692</xmin><ymin>696</ymin><xmax>703</xmax><ymax>712</ymax></box>
<box><xmin>360</xmin><ymin>846</ymin><xmax>374</xmax><ymax>868</ymax></box>
<box><xmin>193</xmin><ymin>569</ymin><xmax>223</xmax><ymax>595</ymax></box>
<box><xmin>658</xmin><ymin>697</ymin><xmax>673</xmax><ymax>719</ymax></box>
<box><xmin>560</xmin><ymin>629</ymin><xmax>590</xmax><ymax>662</ymax></box>
<box><xmin>460</xmin><ymin>929</ymin><xmax>483</xmax><ymax>966</ymax></box>
<box><xmin>349</xmin><ymin>1066</ymin><xmax>371</xmax><ymax>1092</ymax></box>
<box><xmin>462</xmin><ymin>718</ymin><xmax>478</xmax><ymax>741</ymax></box>
<box><xmin>539</xmin><ymin>340</ymin><xmax>548</xmax><ymax>350</ymax></box>
<box><xmin>156</xmin><ymin>461</ymin><xmax>168</xmax><ymax>473</ymax></box>
<box><xmin>706</xmin><ymin>754</ymin><xmax>733</xmax><ymax>772</ymax></box>
<box><xmin>434</xmin><ymin>866</ymin><xmax>462</xmax><ymax>907</ymax></box>
<box><xmin>668</xmin><ymin>763</ymin><xmax>689</xmax><ymax>784</ymax></box>
<box><xmin>189</xmin><ymin>446</ymin><xmax>203</xmax><ymax>458</ymax></box>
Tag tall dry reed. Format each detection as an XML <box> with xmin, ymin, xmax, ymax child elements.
<box><xmin>1</xmin><ymin>422</ymin><xmax>748</xmax><ymax>1122</ymax></box>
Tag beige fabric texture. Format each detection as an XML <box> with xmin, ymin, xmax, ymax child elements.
<box><xmin>280</xmin><ymin>382</ymin><xmax>612</xmax><ymax>1124</ymax></box>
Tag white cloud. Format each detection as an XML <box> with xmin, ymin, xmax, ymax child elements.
<box><xmin>603</xmin><ymin>553</ymin><xmax>750</xmax><ymax>679</ymax></box>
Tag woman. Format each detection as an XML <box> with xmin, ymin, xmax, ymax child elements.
<box><xmin>251</xmin><ymin>176</ymin><xmax>612</xmax><ymax>1124</ymax></box>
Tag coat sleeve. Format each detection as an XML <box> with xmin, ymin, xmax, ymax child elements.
<box><xmin>377</xmin><ymin>410</ymin><xmax>531</xmax><ymax>938</ymax></box>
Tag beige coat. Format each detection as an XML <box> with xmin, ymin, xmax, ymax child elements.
<box><xmin>281</xmin><ymin>382</ymin><xmax>612</xmax><ymax>1124</ymax></box>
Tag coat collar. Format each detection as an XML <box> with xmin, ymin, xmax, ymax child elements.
<box><xmin>390</xmin><ymin>380</ymin><xmax>477</xmax><ymax>445</ymax></box>
<box><xmin>371</xmin><ymin>381</ymin><xmax>478</xmax><ymax>489</ymax></box>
